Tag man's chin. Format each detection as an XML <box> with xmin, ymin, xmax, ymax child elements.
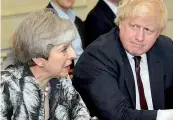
<box><xmin>129</xmin><ymin>51</ymin><xmax>145</xmax><ymax>56</ymax></box>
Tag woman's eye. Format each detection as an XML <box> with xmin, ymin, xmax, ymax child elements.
<box><xmin>61</xmin><ymin>48</ymin><xmax>68</xmax><ymax>52</ymax></box>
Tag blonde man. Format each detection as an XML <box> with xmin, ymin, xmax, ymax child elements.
<box><xmin>73</xmin><ymin>0</ymin><xmax>173</xmax><ymax>120</ymax></box>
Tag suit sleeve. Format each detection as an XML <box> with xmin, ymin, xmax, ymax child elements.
<box><xmin>73</xmin><ymin>45</ymin><xmax>157</xmax><ymax>120</ymax></box>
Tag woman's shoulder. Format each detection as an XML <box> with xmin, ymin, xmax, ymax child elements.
<box><xmin>1</xmin><ymin>64</ymin><xmax>24</xmax><ymax>91</ymax></box>
<box><xmin>1</xmin><ymin>64</ymin><xmax>24</xmax><ymax>81</ymax></box>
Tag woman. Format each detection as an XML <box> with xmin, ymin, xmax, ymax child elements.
<box><xmin>0</xmin><ymin>8</ymin><xmax>91</xmax><ymax>120</ymax></box>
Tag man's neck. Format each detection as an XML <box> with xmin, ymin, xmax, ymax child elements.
<box><xmin>52</xmin><ymin>0</ymin><xmax>68</xmax><ymax>13</ymax></box>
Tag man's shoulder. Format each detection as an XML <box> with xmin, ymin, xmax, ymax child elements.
<box><xmin>151</xmin><ymin>35</ymin><xmax>173</xmax><ymax>59</ymax></box>
<box><xmin>156</xmin><ymin>35</ymin><xmax>173</xmax><ymax>49</ymax></box>
<box><xmin>157</xmin><ymin>35</ymin><xmax>173</xmax><ymax>43</ymax></box>
<box><xmin>90</xmin><ymin>27</ymin><xmax>119</xmax><ymax>47</ymax></box>
<box><xmin>75</xmin><ymin>16</ymin><xmax>83</xmax><ymax>24</ymax></box>
<box><xmin>85</xmin><ymin>1</ymin><xmax>106</xmax><ymax>20</ymax></box>
<box><xmin>83</xmin><ymin>27</ymin><xmax>121</xmax><ymax>60</ymax></box>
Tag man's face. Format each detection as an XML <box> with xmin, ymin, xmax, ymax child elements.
<box><xmin>54</xmin><ymin>0</ymin><xmax>75</xmax><ymax>10</ymax></box>
<box><xmin>119</xmin><ymin>16</ymin><xmax>161</xmax><ymax>56</ymax></box>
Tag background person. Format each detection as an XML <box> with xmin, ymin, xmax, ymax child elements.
<box><xmin>84</xmin><ymin>0</ymin><xmax>119</xmax><ymax>48</ymax></box>
<box><xmin>47</xmin><ymin>0</ymin><xmax>85</xmax><ymax>65</ymax></box>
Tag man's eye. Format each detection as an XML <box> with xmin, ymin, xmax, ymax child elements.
<box><xmin>145</xmin><ymin>28</ymin><xmax>153</xmax><ymax>34</ymax></box>
<box><xmin>145</xmin><ymin>28</ymin><xmax>150</xmax><ymax>31</ymax></box>
<box><xmin>131</xmin><ymin>24</ymin><xmax>136</xmax><ymax>28</ymax></box>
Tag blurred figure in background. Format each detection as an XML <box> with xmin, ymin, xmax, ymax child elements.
<box><xmin>0</xmin><ymin>8</ymin><xmax>90</xmax><ymax>120</ymax></box>
<box><xmin>84</xmin><ymin>0</ymin><xmax>119</xmax><ymax>48</ymax></box>
<box><xmin>47</xmin><ymin>0</ymin><xmax>85</xmax><ymax>66</ymax></box>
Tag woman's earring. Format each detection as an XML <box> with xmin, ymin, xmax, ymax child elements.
<box><xmin>40</xmin><ymin>64</ymin><xmax>44</xmax><ymax>67</ymax></box>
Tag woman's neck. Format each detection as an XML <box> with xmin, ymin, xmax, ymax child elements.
<box><xmin>30</xmin><ymin>66</ymin><xmax>51</xmax><ymax>90</ymax></box>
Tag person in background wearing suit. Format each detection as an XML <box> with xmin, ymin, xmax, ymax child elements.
<box><xmin>84</xmin><ymin>0</ymin><xmax>119</xmax><ymax>48</ymax></box>
<box><xmin>73</xmin><ymin>0</ymin><xmax>173</xmax><ymax>119</ymax></box>
<box><xmin>47</xmin><ymin>0</ymin><xmax>85</xmax><ymax>65</ymax></box>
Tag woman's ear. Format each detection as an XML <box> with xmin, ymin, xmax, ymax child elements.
<box><xmin>32</xmin><ymin>57</ymin><xmax>45</xmax><ymax>67</ymax></box>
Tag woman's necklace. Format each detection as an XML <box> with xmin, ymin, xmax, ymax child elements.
<box><xmin>44</xmin><ymin>86</ymin><xmax>49</xmax><ymax>97</ymax></box>
<box><xmin>44</xmin><ymin>85</ymin><xmax>49</xmax><ymax>120</ymax></box>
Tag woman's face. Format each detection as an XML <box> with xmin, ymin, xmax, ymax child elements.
<box><xmin>43</xmin><ymin>41</ymin><xmax>76</xmax><ymax>78</ymax></box>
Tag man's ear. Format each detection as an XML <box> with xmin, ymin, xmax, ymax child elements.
<box><xmin>32</xmin><ymin>57</ymin><xmax>45</xmax><ymax>67</ymax></box>
<box><xmin>119</xmin><ymin>21</ymin><xmax>122</xmax><ymax>29</ymax></box>
<box><xmin>157</xmin><ymin>28</ymin><xmax>162</xmax><ymax>38</ymax></box>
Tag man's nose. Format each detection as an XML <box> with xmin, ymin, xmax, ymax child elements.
<box><xmin>135</xmin><ymin>29</ymin><xmax>144</xmax><ymax>42</ymax></box>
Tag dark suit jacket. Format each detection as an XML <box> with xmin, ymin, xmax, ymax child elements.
<box><xmin>47</xmin><ymin>3</ymin><xmax>86</xmax><ymax>49</ymax></box>
<box><xmin>84</xmin><ymin>0</ymin><xmax>117</xmax><ymax>48</ymax></box>
<box><xmin>72</xmin><ymin>26</ymin><xmax>173</xmax><ymax>120</ymax></box>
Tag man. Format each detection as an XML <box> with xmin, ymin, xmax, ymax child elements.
<box><xmin>84</xmin><ymin>0</ymin><xmax>119</xmax><ymax>48</ymax></box>
<box><xmin>73</xmin><ymin>0</ymin><xmax>173</xmax><ymax>119</ymax></box>
<box><xmin>47</xmin><ymin>0</ymin><xmax>85</xmax><ymax>65</ymax></box>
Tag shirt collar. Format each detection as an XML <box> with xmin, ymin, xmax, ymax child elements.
<box><xmin>50</xmin><ymin>1</ymin><xmax>75</xmax><ymax>22</ymax></box>
<box><xmin>126</xmin><ymin>51</ymin><xmax>147</xmax><ymax>62</ymax></box>
<box><xmin>103</xmin><ymin>0</ymin><xmax>118</xmax><ymax>15</ymax></box>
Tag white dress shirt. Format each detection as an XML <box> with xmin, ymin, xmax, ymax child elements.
<box><xmin>50</xmin><ymin>1</ymin><xmax>83</xmax><ymax>64</ymax></box>
<box><xmin>126</xmin><ymin>52</ymin><xmax>154</xmax><ymax>110</ymax></box>
<box><xmin>126</xmin><ymin>52</ymin><xmax>173</xmax><ymax>119</ymax></box>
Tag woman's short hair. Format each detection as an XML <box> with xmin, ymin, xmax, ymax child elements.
<box><xmin>13</xmin><ymin>8</ymin><xmax>77</xmax><ymax>65</ymax></box>
<box><xmin>115</xmin><ymin>0</ymin><xmax>167</xmax><ymax>31</ymax></box>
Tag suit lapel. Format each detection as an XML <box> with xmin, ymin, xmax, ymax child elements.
<box><xmin>123</xmin><ymin>55</ymin><xmax>136</xmax><ymax>108</ymax></box>
<box><xmin>119</xmin><ymin>44</ymin><xmax>136</xmax><ymax>108</ymax></box>
<box><xmin>147</xmin><ymin>48</ymin><xmax>165</xmax><ymax>109</ymax></box>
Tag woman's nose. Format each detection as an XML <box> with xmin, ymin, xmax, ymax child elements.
<box><xmin>68</xmin><ymin>46</ymin><xmax>76</xmax><ymax>60</ymax></box>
